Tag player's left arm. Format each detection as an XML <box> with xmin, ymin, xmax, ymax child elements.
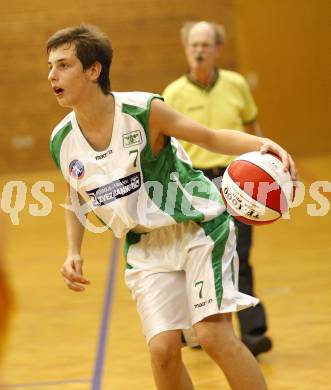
<box><xmin>245</xmin><ymin>121</ymin><xmax>263</xmax><ymax>137</ymax></box>
<box><xmin>149</xmin><ymin>99</ymin><xmax>298</xmax><ymax>181</ymax></box>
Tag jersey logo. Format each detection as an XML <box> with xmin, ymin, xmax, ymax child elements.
<box><xmin>95</xmin><ymin>149</ymin><xmax>113</xmax><ymax>160</ymax></box>
<box><xmin>123</xmin><ymin>130</ymin><xmax>142</xmax><ymax>148</ymax></box>
<box><xmin>69</xmin><ymin>160</ymin><xmax>85</xmax><ymax>179</ymax></box>
<box><xmin>86</xmin><ymin>172</ymin><xmax>141</xmax><ymax>206</ymax></box>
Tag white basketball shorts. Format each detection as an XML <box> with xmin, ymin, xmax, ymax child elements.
<box><xmin>124</xmin><ymin>214</ymin><xmax>259</xmax><ymax>344</ymax></box>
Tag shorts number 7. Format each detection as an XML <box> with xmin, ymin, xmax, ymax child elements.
<box><xmin>195</xmin><ymin>280</ymin><xmax>204</xmax><ymax>299</ymax></box>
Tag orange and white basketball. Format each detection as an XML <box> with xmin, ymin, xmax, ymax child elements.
<box><xmin>221</xmin><ymin>151</ymin><xmax>294</xmax><ymax>225</ymax></box>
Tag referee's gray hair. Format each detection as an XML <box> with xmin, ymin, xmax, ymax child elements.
<box><xmin>181</xmin><ymin>21</ymin><xmax>225</xmax><ymax>46</ymax></box>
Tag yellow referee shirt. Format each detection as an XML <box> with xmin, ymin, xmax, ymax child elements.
<box><xmin>163</xmin><ymin>69</ymin><xmax>258</xmax><ymax>168</ymax></box>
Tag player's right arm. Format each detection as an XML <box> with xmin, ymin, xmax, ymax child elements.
<box><xmin>60</xmin><ymin>185</ymin><xmax>91</xmax><ymax>292</ymax></box>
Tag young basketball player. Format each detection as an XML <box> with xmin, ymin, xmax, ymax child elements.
<box><xmin>47</xmin><ymin>24</ymin><xmax>297</xmax><ymax>390</ymax></box>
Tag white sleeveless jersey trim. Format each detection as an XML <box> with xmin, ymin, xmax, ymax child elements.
<box><xmin>50</xmin><ymin>91</ymin><xmax>225</xmax><ymax>238</ymax></box>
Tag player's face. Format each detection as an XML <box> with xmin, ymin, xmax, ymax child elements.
<box><xmin>47</xmin><ymin>44</ymin><xmax>90</xmax><ymax>108</ymax></box>
<box><xmin>185</xmin><ymin>24</ymin><xmax>220</xmax><ymax>73</ymax></box>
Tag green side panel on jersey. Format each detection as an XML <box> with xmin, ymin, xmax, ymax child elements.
<box><xmin>141</xmin><ymin>141</ymin><xmax>223</xmax><ymax>222</ymax></box>
<box><xmin>123</xmin><ymin>95</ymin><xmax>220</xmax><ymax>222</ymax></box>
<box><xmin>124</xmin><ymin>231</ymin><xmax>143</xmax><ymax>269</ymax></box>
<box><xmin>50</xmin><ymin>122</ymin><xmax>73</xmax><ymax>169</ymax></box>
<box><xmin>201</xmin><ymin>213</ymin><xmax>231</xmax><ymax>309</ymax></box>
<box><xmin>142</xmin><ymin>142</ymin><xmax>206</xmax><ymax>222</ymax></box>
<box><xmin>122</xmin><ymin>94</ymin><xmax>163</xmax><ymax>162</ymax></box>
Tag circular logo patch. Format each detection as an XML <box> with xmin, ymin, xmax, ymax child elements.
<box><xmin>69</xmin><ymin>160</ymin><xmax>85</xmax><ymax>179</ymax></box>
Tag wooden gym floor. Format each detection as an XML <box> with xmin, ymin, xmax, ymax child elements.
<box><xmin>1</xmin><ymin>153</ymin><xmax>330</xmax><ymax>389</ymax></box>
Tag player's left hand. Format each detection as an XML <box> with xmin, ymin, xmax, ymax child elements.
<box><xmin>259</xmin><ymin>139</ymin><xmax>299</xmax><ymax>183</ymax></box>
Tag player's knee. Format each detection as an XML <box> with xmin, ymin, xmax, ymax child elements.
<box><xmin>197</xmin><ymin>327</ymin><xmax>241</xmax><ymax>358</ymax></box>
<box><xmin>149</xmin><ymin>337</ymin><xmax>181</xmax><ymax>369</ymax></box>
<box><xmin>196</xmin><ymin>327</ymin><xmax>218</xmax><ymax>352</ymax></box>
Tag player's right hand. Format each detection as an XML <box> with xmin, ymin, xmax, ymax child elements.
<box><xmin>60</xmin><ymin>254</ymin><xmax>91</xmax><ymax>292</ymax></box>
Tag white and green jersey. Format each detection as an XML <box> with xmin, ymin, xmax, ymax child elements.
<box><xmin>50</xmin><ymin>92</ymin><xmax>226</xmax><ymax>238</ymax></box>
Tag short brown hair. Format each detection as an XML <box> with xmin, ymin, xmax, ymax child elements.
<box><xmin>47</xmin><ymin>24</ymin><xmax>113</xmax><ymax>94</ymax></box>
<box><xmin>181</xmin><ymin>21</ymin><xmax>225</xmax><ymax>46</ymax></box>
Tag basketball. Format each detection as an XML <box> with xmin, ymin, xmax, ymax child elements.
<box><xmin>221</xmin><ymin>151</ymin><xmax>294</xmax><ymax>225</ymax></box>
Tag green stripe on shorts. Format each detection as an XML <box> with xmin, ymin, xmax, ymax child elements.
<box><xmin>124</xmin><ymin>231</ymin><xmax>142</xmax><ymax>269</ymax></box>
<box><xmin>200</xmin><ymin>213</ymin><xmax>232</xmax><ymax>309</ymax></box>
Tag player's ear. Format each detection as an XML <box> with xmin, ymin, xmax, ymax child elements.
<box><xmin>215</xmin><ymin>43</ymin><xmax>223</xmax><ymax>58</ymax></box>
<box><xmin>87</xmin><ymin>61</ymin><xmax>102</xmax><ymax>82</ymax></box>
